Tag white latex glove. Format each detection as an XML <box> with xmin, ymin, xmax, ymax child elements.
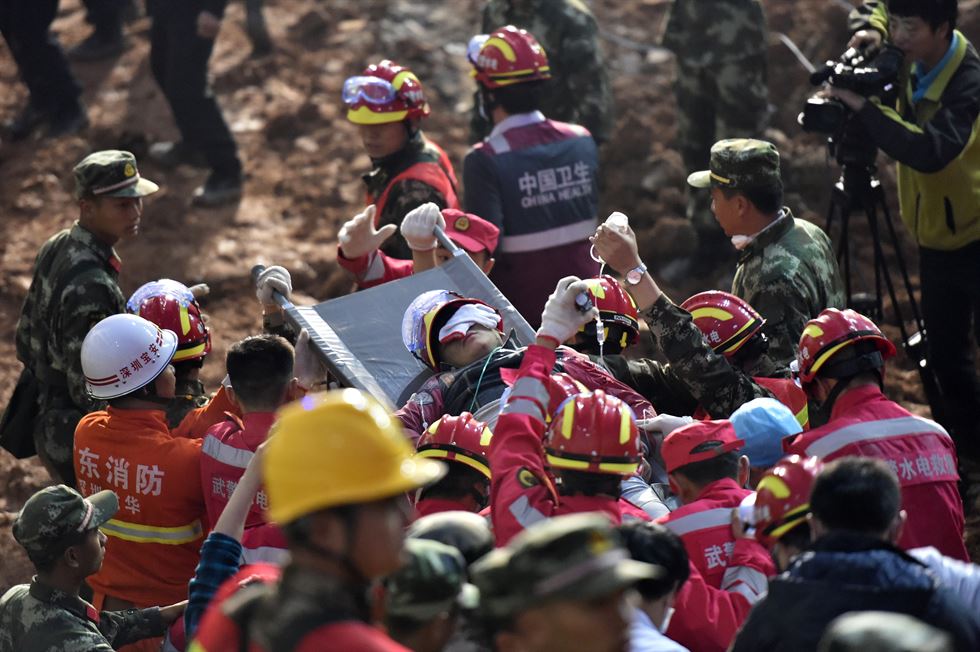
<box><xmin>400</xmin><ymin>202</ymin><xmax>445</xmax><ymax>251</ymax></box>
<box><xmin>338</xmin><ymin>205</ymin><xmax>396</xmax><ymax>259</ymax></box>
<box><xmin>636</xmin><ymin>414</ymin><xmax>694</xmax><ymax>437</ymax></box>
<box><xmin>188</xmin><ymin>283</ymin><xmax>210</xmax><ymax>299</ymax></box>
<box><xmin>255</xmin><ymin>265</ymin><xmax>292</xmax><ymax>306</ymax></box>
<box><xmin>537</xmin><ymin>276</ymin><xmax>599</xmax><ymax>345</ymax></box>
<box><xmin>294</xmin><ymin>328</ymin><xmax>327</xmax><ymax>390</ymax></box>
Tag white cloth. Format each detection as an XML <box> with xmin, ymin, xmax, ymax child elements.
<box><xmin>630</xmin><ymin>608</ymin><xmax>690</xmax><ymax>652</ymax></box>
<box><xmin>910</xmin><ymin>546</ymin><xmax>980</xmax><ymax>612</ymax></box>
<box><xmin>730</xmin><ymin>208</ymin><xmax>788</xmax><ymax>250</ymax></box>
<box><xmin>438</xmin><ymin>303</ymin><xmax>500</xmax><ymax>344</ymax></box>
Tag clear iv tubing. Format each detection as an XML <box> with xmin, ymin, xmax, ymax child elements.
<box><xmin>590</xmin><ymin>212</ymin><xmax>629</xmax><ymax>364</ymax></box>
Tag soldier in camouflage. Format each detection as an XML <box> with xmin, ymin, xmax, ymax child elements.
<box><xmin>383</xmin><ymin>538</ymin><xmax>479</xmax><ymax>652</ymax></box>
<box><xmin>664</xmin><ymin>0</ymin><xmax>770</xmax><ymax>250</ymax></box>
<box><xmin>471</xmin><ymin>513</ymin><xmax>661</xmax><ymax>651</ymax></box>
<box><xmin>472</xmin><ymin>0</ymin><xmax>613</xmax><ymax>144</ymax></box>
<box><xmin>14</xmin><ymin>150</ymin><xmax>159</xmax><ymax>486</ymax></box>
<box><xmin>687</xmin><ymin>139</ymin><xmax>845</xmax><ymax>368</ymax></box>
<box><xmin>0</xmin><ymin>485</ymin><xmax>184</xmax><ymax>651</ymax></box>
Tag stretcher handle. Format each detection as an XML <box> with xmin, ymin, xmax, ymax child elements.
<box><xmin>433</xmin><ymin>225</ymin><xmax>464</xmax><ymax>257</ymax></box>
<box><xmin>250</xmin><ymin>264</ymin><xmax>294</xmax><ymax>309</ymax></box>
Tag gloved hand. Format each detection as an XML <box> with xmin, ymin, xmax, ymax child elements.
<box><xmin>255</xmin><ymin>265</ymin><xmax>292</xmax><ymax>307</ymax></box>
<box><xmin>188</xmin><ymin>283</ymin><xmax>210</xmax><ymax>300</ymax></box>
<box><xmin>636</xmin><ymin>414</ymin><xmax>694</xmax><ymax>437</ymax></box>
<box><xmin>400</xmin><ymin>202</ymin><xmax>445</xmax><ymax>251</ymax></box>
<box><xmin>537</xmin><ymin>276</ymin><xmax>599</xmax><ymax>345</ymax></box>
<box><xmin>294</xmin><ymin>328</ymin><xmax>327</xmax><ymax>390</ymax></box>
<box><xmin>338</xmin><ymin>205</ymin><xmax>396</xmax><ymax>260</ymax></box>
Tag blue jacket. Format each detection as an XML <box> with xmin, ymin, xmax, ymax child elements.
<box><xmin>732</xmin><ymin>532</ymin><xmax>980</xmax><ymax>652</ymax></box>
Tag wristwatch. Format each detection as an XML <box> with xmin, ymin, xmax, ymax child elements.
<box><xmin>625</xmin><ymin>262</ymin><xmax>647</xmax><ymax>285</ymax></box>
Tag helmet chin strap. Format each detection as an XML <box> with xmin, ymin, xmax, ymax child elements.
<box><xmin>808</xmin><ymin>368</ymin><xmax>884</xmax><ymax>428</ymax></box>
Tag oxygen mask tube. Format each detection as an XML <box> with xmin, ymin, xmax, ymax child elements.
<box><xmin>588</xmin><ymin>212</ymin><xmax>631</xmax><ymax>365</ymax></box>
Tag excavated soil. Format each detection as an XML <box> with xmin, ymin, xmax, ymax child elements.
<box><xmin>1</xmin><ymin>0</ymin><xmax>979</xmax><ymax>591</ymax></box>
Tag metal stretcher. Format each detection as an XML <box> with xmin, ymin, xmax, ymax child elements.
<box><xmin>254</xmin><ymin>227</ymin><xmax>535</xmax><ymax>407</ymax></box>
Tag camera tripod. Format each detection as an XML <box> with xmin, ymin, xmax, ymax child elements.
<box><xmin>824</xmin><ymin>157</ymin><xmax>945</xmax><ymax>419</ymax></box>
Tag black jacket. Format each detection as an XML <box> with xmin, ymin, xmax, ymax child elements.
<box><xmin>732</xmin><ymin>532</ymin><xmax>980</xmax><ymax>652</ymax></box>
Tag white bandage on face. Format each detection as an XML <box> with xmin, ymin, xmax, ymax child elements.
<box><xmin>438</xmin><ymin>303</ymin><xmax>500</xmax><ymax>344</ymax></box>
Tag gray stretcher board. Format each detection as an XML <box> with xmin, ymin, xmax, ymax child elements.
<box><xmin>257</xmin><ymin>232</ymin><xmax>535</xmax><ymax>407</ymax></box>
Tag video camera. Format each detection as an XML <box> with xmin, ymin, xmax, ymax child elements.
<box><xmin>799</xmin><ymin>44</ymin><xmax>903</xmax><ymax>135</ymax></box>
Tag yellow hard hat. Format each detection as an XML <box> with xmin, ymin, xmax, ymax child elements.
<box><xmin>264</xmin><ymin>389</ymin><xmax>446</xmax><ymax>524</ymax></box>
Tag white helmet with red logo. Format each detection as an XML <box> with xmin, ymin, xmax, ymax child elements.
<box><xmin>81</xmin><ymin>314</ymin><xmax>178</xmax><ymax>399</ymax></box>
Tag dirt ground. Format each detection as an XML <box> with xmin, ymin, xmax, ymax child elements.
<box><xmin>2</xmin><ymin>0</ymin><xmax>979</xmax><ymax>592</ymax></box>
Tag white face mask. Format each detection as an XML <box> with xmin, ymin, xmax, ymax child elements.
<box><xmin>659</xmin><ymin>607</ymin><xmax>675</xmax><ymax>633</ymax></box>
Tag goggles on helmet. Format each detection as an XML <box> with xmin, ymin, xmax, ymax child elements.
<box><xmin>467</xmin><ymin>34</ymin><xmax>489</xmax><ymax>65</ymax></box>
<box><xmin>342</xmin><ymin>76</ymin><xmax>398</xmax><ymax>106</ymax></box>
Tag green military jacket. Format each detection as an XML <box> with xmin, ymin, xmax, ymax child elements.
<box><xmin>663</xmin><ymin>0</ymin><xmax>768</xmax><ymax>67</ymax></box>
<box><xmin>474</xmin><ymin>0</ymin><xmax>613</xmax><ymax>143</ymax></box>
<box><xmin>0</xmin><ymin>578</ymin><xmax>164</xmax><ymax>651</ymax></box>
<box><xmin>732</xmin><ymin>209</ymin><xmax>845</xmax><ymax>369</ymax></box>
<box><xmin>15</xmin><ymin>223</ymin><xmax>126</xmax><ymax>412</ymax></box>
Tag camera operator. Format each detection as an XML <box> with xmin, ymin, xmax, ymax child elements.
<box><xmin>828</xmin><ymin>0</ymin><xmax>980</xmax><ymax>462</ymax></box>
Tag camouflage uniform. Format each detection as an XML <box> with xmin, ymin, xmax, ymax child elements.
<box><xmin>364</xmin><ymin>131</ymin><xmax>455</xmax><ymax>260</ymax></box>
<box><xmin>689</xmin><ymin>139</ymin><xmax>845</xmax><ymax>368</ymax></box>
<box><xmin>385</xmin><ymin>538</ymin><xmax>477</xmax><ymax>622</ymax></box>
<box><xmin>471</xmin><ymin>513</ymin><xmax>660</xmax><ymax>622</ymax></box>
<box><xmin>166</xmin><ymin>377</ymin><xmax>209</xmax><ymax>429</ymax></box>
<box><xmin>472</xmin><ymin>0</ymin><xmax>613</xmax><ymax>144</ymax></box>
<box><xmin>604</xmin><ymin>294</ymin><xmax>786</xmax><ymax>419</ymax></box>
<box><xmin>1</xmin><ymin>486</ymin><xmax>166</xmax><ymax>652</ymax></box>
<box><xmin>664</xmin><ymin>0</ymin><xmax>769</xmax><ymax>236</ymax></box>
<box><xmin>14</xmin><ymin>151</ymin><xmax>158</xmax><ymax>486</ymax></box>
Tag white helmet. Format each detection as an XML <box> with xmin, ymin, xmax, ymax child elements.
<box><xmin>81</xmin><ymin>314</ymin><xmax>178</xmax><ymax>399</ymax></box>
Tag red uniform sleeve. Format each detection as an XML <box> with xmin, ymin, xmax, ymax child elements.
<box><xmin>173</xmin><ymin>386</ymin><xmax>239</xmax><ymax>440</ymax></box>
<box><xmin>395</xmin><ymin>376</ymin><xmax>445</xmax><ymax>445</ymax></box>
<box><xmin>721</xmin><ymin>538</ymin><xmax>775</xmax><ymax>604</ymax></box>
<box><xmin>666</xmin><ymin>560</ymin><xmax>753</xmax><ymax>652</ymax></box>
<box><xmin>337</xmin><ymin>247</ymin><xmax>414</xmax><ymax>289</ymax></box>
<box><xmin>296</xmin><ymin>622</ymin><xmax>410</xmax><ymax>652</ymax></box>
<box><xmin>490</xmin><ymin>345</ymin><xmax>560</xmax><ymax>546</ymax></box>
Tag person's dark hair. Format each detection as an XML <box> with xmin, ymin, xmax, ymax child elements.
<box><xmin>778</xmin><ymin>521</ymin><xmax>812</xmax><ymax>554</ymax></box>
<box><xmin>672</xmin><ymin>445</ymin><xmax>740</xmax><ymax>486</ymax></box>
<box><xmin>418</xmin><ymin>464</ymin><xmax>490</xmax><ymax>508</ymax></box>
<box><xmin>887</xmin><ymin>0</ymin><xmax>957</xmax><ymax>32</ymax></box>
<box><xmin>618</xmin><ymin>521</ymin><xmax>690</xmax><ymax>601</ymax></box>
<box><xmin>810</xmin><ymin>457</ymin><xmax>901</xmax><ymax>537</ymax></box>
<box><xmin>729</xmin><ymin>332</ymin><xmax>769</xmax><ymax>370</ymax></box>
<box><xmin>173</xmin><ymin>358</ymin><xmax>204</xmax><ymax>377</ymax></box>
<box><xmin>817</xmin><ymin>340</ymin><xmax>885</xmax><ymax>384</ymax></box>
<box><xmin>385</xmin><ymin>608</ymin><xmax>459</xmax><ymax>641</ymax></box>
<box><xmin>721</xmin><ymin>184</ymin><xmax>784</xmax><ymax>215</ymax></box>
<box><xmin>484</xmin><ymin>81</ymin><xmax>545</xmax><ymax>116</ymax></box>
<box><xmin>557</xmin><ymin>469</ymin><xmax>622</xmax><ymax>498</ymax></box>
<box><xmin>226</xmin><ymin>334</ymin><xmax>294</xmax><ymax>411</ymax></box>
<box><xmin>29</xmin><ymin>529</ymin><xmax>89</xmax><ymax>572</ymax></box>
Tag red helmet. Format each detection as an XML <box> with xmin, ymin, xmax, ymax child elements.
<box><xmin>547</xmin><ymin>372</ymin><xmax>588</xmax><ymax>422</ymax></box>
<box><xmin>753</xmin><ymin>455</ymin><xmax>823</xmax><ymax>549</ymax></box>
<box><xmin>344</xmin><ymin>60</ymin><xmax>430</xmax><ymax>125</ymax></box>
<box><xmin>471</xmin><ymin>25</ymin><xmax>551</xmax><ymax>89</ymax></box>
<box><xmin>545</xmin><ymin>390</ymin><xmax>640</xmax><ymax>476</ymax></box>
<box><xmin>680</xmin><ymin>291</ymin><xmax>765</xmax><ymax>358</ymax></box>
<box><xmin>416</xmin><ymin>412</ymin><xmax>493</xmax><ymax>479</ymax></box>
<box><xmin>132</xmin><ymin>290</ymin><xmax>210</xmax><ymax>363</ymax></box>
<box><xmin>402</xmin><ymin>290</ymin><xmax>503</xmax><ymax>371</ymax></box>
<box><xmin>796</xmin><ymin>308</ymin><xmax>897</xmax><ymax>385</ymax></box>
<box><xmin>578</xmin><ymin>276</ymin><xmax>640</xmax><ymax>350</ymax></box>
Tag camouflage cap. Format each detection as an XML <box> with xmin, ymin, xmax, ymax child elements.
<box><xmin>73</xmin><ymin>150</ymin><xmax>160</xmax><ymax>199</ymax></box>
<box><xmin>385</xmin><ymin>538</ymin><xmax>479</xmax><ymax>621</ymax></box>
<box><xmin>470</xmin><ymin>513</ymin><xmax>663</xmax><ymax>620</ymax></box>
<box><xmin>12</xmin><ymin>485</ymin><xmax>118</xmax><ymax>557</ymax></box>
<box><xmin>687</xmin><ymin>139</ymin><xmax>782</xmax><ymax>192</ymax></box>
<box><xmin>406</xmin><ymin>510</ymin><xmax>494</xmax><ymax>566</ymax></box>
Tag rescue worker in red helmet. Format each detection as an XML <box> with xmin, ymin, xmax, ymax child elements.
<box><xmin>566</xmin><ymin>275</ymin><xmax>640</xmax><ymax>357</ymax></box>
<box><xmin>339</xmin><ymin>59</ymin><xmax>460</xmax><ymax>266</ymax></box>
<box><xmin>414</xmin><ymin>413</ymin><xmax>493</xmax><ymax>517</ymax></box>
<box><xmin>463</xmin><ymin>26</ymin><xmax>601</xmax><ymax>327</ymax></box>
<box><xmin>128</xmin><ymin>279</ymin><xmax>212</xmax><ymax>428</ymax></box>
<box><xmin>590</xmin><ymin>219</ymin><xmax>808</xmax><ymax>427</ymax></box>
<box><xmin>395</xmin><ymin>288</ymin><xmax>657</xmax><ymax>463</ymax></box>
<box><xmin>783</xmin><ymin>308</ymin><xmax>969</xmax><ymax>561</ymax></box>
<box><xmin>486</xmin><ymin>276</ymin><xmax>655</xmax><ymax>546</ymax></box>
<box><xmin>750</xmin><ymin>454</ymin><xmax>823</xmax><ymax>571</ymax></box>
